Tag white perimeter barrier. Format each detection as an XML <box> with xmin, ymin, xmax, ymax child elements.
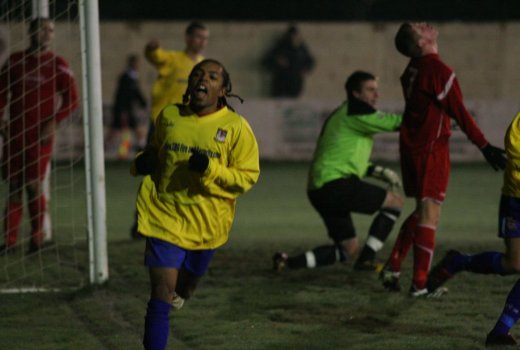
<box><xmin>53</xmin><ymin>99</ymin><xmax>519</xmax><ymax>162</ymax></box>
<box><xmin>235</xmin><ymin>98</ymin><xmax>519</xmax><ymax>161</ymax></box>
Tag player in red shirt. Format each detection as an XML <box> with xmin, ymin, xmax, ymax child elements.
<box><xmin>380</xmin><ymin>22</ymin><xmax>506</xmax><ymax>296</ymax></box>
<box><xmin>0</xmin><ymin>17</ymin><xmax>79</xmax><ymax>254</ymax></box>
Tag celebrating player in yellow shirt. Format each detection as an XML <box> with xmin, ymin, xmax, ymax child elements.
<box><xmin>134</xmin><ymin>59</ymin><xmax>260</xmax><ymax>350</ymax></box>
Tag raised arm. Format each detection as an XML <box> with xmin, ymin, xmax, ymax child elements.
<box><xmin>144</xmin><ymin>39</ymin><xmax>170</xmax><ymax>67</ymax></box>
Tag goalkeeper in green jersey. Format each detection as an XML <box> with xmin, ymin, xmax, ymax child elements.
<box><xmin>273</xmin><ymin>70</ymin><xmax>403</xmax><ymax>272</ymax></box>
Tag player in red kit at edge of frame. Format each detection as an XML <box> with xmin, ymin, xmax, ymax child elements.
<box><xmin>379</xmin><ymin>22</ymin><xmax>507</xmax><ymax>297</ymax></box>
<box><xmin>0</xmin><ymin>17</ymin><xmax>79</xmax><ymax>254</ymax></box>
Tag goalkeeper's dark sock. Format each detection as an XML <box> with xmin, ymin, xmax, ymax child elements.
<box><xmin>143</xmin><ymin>298</ymin><xmax>171</xmax><ymax>350</ymax></box>
<box><xmin>491</xmin><ymin>280</ymin><xmax>520</xmax><ymax>335</ymax></box>
<box><xmin>386</xmin><ymin>213</ymin><xmax>417</xmax><ymax>272</ymax></box>
<box><xmin>287</xmin><ymin>245</ymin><xmax>345</xmax><ymax>269</ymax></box>
<box><xmin>357</xmin><ymin>208</ymin><xmax>401</xmax><ymax>264</ymax></box>
<box><xmin>4</xmin><ymin>201</ymin><xmax>23</xmax><ymax>246</ymax></box>
<box><xmin>454</xmin><ymin>251</ymin><xmax>504</xmax><ymax>275</ymax></box>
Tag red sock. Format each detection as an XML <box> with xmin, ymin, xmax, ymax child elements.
<box><xmin>5</xmin><ymin>201</ymin><xmax>23</xmax><ymax>246</ymax></box>
<box><xmin>387</xmin><ymin>213</ymin><xmax>418</xmax><ymax>272</ymax></box>
<box><xmin>28</xmin><ymin>195</ymin><xmax>46</xmax><ymax>246</ymax></box>
<box><xmin>412</xmin><ymin>225</ymin><xmax>436</xmax><ymax>290</ymax></box>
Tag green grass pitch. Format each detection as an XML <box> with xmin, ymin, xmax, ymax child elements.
<box><xmin>0</xmin><ymin>161</ymin><xmax>514</xmax><ymax>349</ymax></box>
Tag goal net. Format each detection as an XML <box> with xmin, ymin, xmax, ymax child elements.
<box><xmin>0</xmin><ymin>0</ymin><xmax>107</xmax><ymax>292</ymax></box>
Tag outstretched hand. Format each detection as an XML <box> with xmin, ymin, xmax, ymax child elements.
<box><xmin>145</xmin><ymin>39</ymin><xmax>160</xmax><ymax>52</ymax></box>
<box><xmin>481</xmin><ymin>143</ymin><xmax>507</xmax><ymax>171</ymax></box>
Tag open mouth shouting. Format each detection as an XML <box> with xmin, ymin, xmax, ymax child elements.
<box><xmin>193</xmin><ymin>84</ymin><xmax>208</xmax><ymax>99</ymax></box>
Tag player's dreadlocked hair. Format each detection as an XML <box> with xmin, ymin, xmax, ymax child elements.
<box><xmin>395</xmin><ymin>22</ymin><xmax>422</xmax><ymax>58</ymax></box>
<box><xmin>182</xmin><ymin>58</ymin><xmax>244</xmax><ymax>111</ymax></box>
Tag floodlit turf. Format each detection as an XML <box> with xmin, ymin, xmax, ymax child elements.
<box><xmin>0</xmin><ymin>161</ymin><xmax>512</xmax><ymax>349</ymax></box>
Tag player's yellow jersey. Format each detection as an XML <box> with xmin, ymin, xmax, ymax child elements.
<box><xmin>503</xmin><ymin>112</ymin><xmax>520</xmax><ymax>198</ymax></box>
<box><xmin>135</xmin><ymin>104</ymin><xmax>260</xmax><ymax>250</ymax></box>
<box><xmin>145</xmin><ymin>48</ymin><xmax>203</xmax><ymax>122</ymax></box>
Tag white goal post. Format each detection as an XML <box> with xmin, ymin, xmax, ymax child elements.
<box><xmin>78</xmin><ymin>0</ymin><xmax>108</xmax><ymax>285</ymax></box>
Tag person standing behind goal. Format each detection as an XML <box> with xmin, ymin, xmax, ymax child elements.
<box><xmin>106</xmin><ymin>54</ymin><xmax>148</xmax><ymax>159</ymax></box>
<box><xmin>273</xmin><ymin>70</ymin><xmax>404</xmax><ymax>273</ymax></box>
<box><xmin>129</xmin><ymin>21</ymin><xmax>209</xmax><ymax>239</ymax></box>
<box><xmin>0</xmin><ymin>17</ymin><xmax>79</xmax><ymax>254</ymax></box>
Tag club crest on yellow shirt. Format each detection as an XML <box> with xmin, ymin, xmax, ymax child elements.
<box><xmin>215</xmin><ymin>128</ymin><xmax>228</xmax><ymax>142</ymax></box>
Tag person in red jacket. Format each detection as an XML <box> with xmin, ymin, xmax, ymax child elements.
<box><xmin>380</xmin><ymin>22</ymin><xmax>506</xmax><ymax>296</ymax></box>
<box><xmin>0</xmin><ymin>17</ymin><xmax>79</xmax><ymax>254</ymax></box>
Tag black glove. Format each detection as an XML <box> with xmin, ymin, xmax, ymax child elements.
<box><xmin>134</xmin><ymin>149</ymin><xmax>158</xmax><ymax>175</ymax></box>
<box><xmin>189</xmin><ymin>151</ymin><xmax>209</xmax><ymax>173</ymax></box>
<box><xmin>481</xmin><ymin>143</ymin><xmax>507</xmax><ymax>171</ymax></box>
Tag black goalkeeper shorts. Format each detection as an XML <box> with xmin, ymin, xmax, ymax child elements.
<box><xmin>307</xmin><ymin>176</ymin><xmax>387</xmax><ymax>242</ymax></box>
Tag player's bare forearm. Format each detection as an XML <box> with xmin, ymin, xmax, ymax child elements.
<box><xmin>40</xmin><ymin>118</ymin><xmax>56</xmax><ymax>145</ymax></box>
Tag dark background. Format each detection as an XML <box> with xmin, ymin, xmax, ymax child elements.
<box><xmin>3</xmin><ymin>0</ymin><xmax>520</xmax><ymax>21</ymax></box>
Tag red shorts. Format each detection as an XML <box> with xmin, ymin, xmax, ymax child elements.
<box><xmin>2</xmin><ymin>140</ymin><xmax>53</xmax><ymax>182</ymax></box>
<box><xmin>400</xmin><ymin>146</ymin><xmax>450</xmax><ymax>202</ymax></box>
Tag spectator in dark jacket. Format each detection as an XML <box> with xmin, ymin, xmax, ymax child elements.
<box><xmin>263</xmin><ymin>25</ymin><xmax>315</xmax><ymax>98</ymax></box>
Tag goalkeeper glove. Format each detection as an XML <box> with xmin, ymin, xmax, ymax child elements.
<box><xmin>481</xmin><ymin>143</ymin><xmax>506</xmax><ymax>171</ymax></box>
<box><xmin>367</xmin><ymin>165</ymin><xmax>402</xmax><ymax>191</ymax></box>
<box><xmin>189</xmin><ymin>151</ymin><xmax>209</xmax><ymax>173</ymax></box>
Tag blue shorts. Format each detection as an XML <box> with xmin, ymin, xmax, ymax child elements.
<box><xmin>499</xmin><ymin>195</ymin><xmax>520</xmax><ymax>238</ymax></box>
<box><xmin>144</xmin><ymin>237</ymin><xmax>216</xmax><ymax>277</ymax></box>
